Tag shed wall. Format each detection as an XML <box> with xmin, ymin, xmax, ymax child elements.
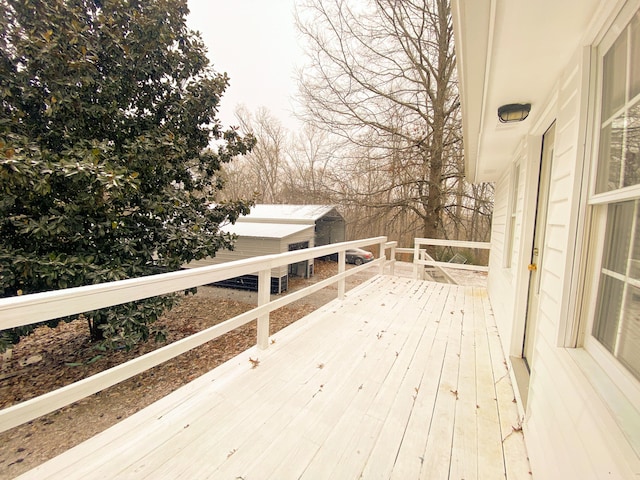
<box><xmin>186</xmin><ymin>237</ymin><xmax>287</xmax><ymax>277</ymax></box>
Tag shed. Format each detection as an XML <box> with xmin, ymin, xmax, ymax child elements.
<box><xmin>184</xmin><ymin>205</ymin><xmax>343</xmax><ymax>293</ymax></box>
<box><xmin>237</xmin><ymin>204</ymin><xmax>345</xmax><ymax>246</ymax></box>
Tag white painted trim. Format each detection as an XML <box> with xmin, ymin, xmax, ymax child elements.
<box><xmin>589</xmin><ymin>184</ymin><xmax>640</xmax><ymax>204</ymax></box>
<box><xmin>412</xmin><ymin>238</ymin><xmax>491</xmax><ymax>274</ymax></box>
<box><xmin>581</xmin><ymin>0</ymin><xmax>634</xmax><ymax>47</ymax></box>
<box><xmin>0</xmin><ymin>237</ymin><xmax>391</xmax><ymax>433</ymax></box>
<box><xmin>573</xmin><ymin>0</ymin><xmax>640</xmax><ymax>444</ymax></box>
<box><xmin>510</xmin><ymin>136</ymin><xmax>542</xmax><ymax>360</ymax></box>
<box><xmin>568</xmin><ymin>346</ymin><xmax>640</xmax><ymax>455</ymax></box>
<box><xmin>420</xmin><ymin>261</ymin><xmax>489</xmax><ymax>273</ymax></box>
<box><xmin>557</xmin><ymin>46</ymin><xmax>594</xmax><ymax>348</ymax></box>
<box><xmin>508</xmin><ymin>81</ymin><xmax>561</xmax><ymax>356</ymax></box>
<box><xmin>0</xmin><ymin>237</ymin><xmax>386</xmax><ymax>329</ymax></box>
<box><xmin>412</xmin><ymin>238</ymin><xmax>491</xmax><ymax>249</ymax></box>
<box><xmin>509</xmin><ymin>73</ymin><xmax>563</xmax><ymax>361</ymax></box>
<box><xmin>593</xmin><ymin>0</ymin><xmax>640</xmax><ymax>51</ymax></box>
<box><xmin>503</xmin><ymin>161</ymin><xmax>521</xmax><ymax>269</ymax></box>
<box><xmin>476</xmin><ymin>0</ymin><xmax>499</xmax><ymax>182</ymax></box>
<box><xmin>257</xmin><ymin>268</ymin><xmax>270</xmax><ymax>350</ymax></box>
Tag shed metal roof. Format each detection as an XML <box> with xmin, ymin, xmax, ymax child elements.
<box><xmin>238</xmin><ymin>204</ymin><xmax>342</xmax><ymax>224</ymax></box>
<box><xmin>220</xmin><ymin>222</ymin><xmax>314</xmax><ymax>239</ymax></box>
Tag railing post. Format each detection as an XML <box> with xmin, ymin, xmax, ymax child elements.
<box><xmin>389</xmin><ymin>243</ymin><xmax>396</xmax><ymax>276</ymax></box>
<box><xmin>257</xmin><ymin>268</ymin><xmax>270</xmax><ymax>350</ymax></box>
<box><xmin>338</xmin><ymin>250</ymin><xmax>346</xmax><ymax>300</ymax></box>
<box><xmin>413</xmin><ymin>242</ymin><xmax>420</xmax><ymax>279</ymax></box>
<box><xmin>379</xmin><ymin>239</ymin><xmax>386</xmax><ymax>276</ymax></box>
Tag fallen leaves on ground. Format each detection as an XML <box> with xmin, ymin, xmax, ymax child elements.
<box><xmin>0</xmin><ymin>293</ymin><xmax>315</xmax><ymax>478</ymax></box>
<box><xmin>0</xmin><ymin>259</ymin><xmax>370</xmax><ymax>478</ymax></box>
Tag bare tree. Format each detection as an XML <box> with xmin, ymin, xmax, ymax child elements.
<box><xmin>231</xmin><ymin>106</ymin><xmax>288</xmax><ymax>203</ymax></box>
<box><xmin>296</xmin><ymin>0</ymin><xmax>489</xmax><ymax>242</ymax></box>
<box><xmin>281</xmin><ymin>124</ymin><xmax>336</xmax><ymax>204</ymax></box>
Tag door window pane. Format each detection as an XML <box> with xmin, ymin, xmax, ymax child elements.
<box><xmin>631</xmin><ymin>203</ymin><xmax>640</xmax><ymax>282</ymax></box>
<box><xmin>601</xmin><ymin>201</ymin><xmax>634</xmax><ymax>274</ymax></box>
<box><xmin>593</xmin><ymin>273</ymin><xmax>624</xmax><ymax>352</ymax></box>
<box><xmin>618</xmin><ymin>284</ymin><xmax>640</xmax><ymax>379</ymax></box>
<box><xmin>602</xmin><ymin>33</ymin><xmax>627</xmax><ymax>121</ymax></box>
<box><xmin>598</xmin><ymin>14</ymin><xmax>640</xmax><ymax>193</ymax></box>
<box><xmin>592</xmin><ymin>200</ymin><xmax>640</xmax><ymax>381</ymax></box>
<box><xmin>597</xmin><ymin>119</ymin><xmax>625</xmax><ymax>193</ymax></box>
<box><xmin>624</xmin><ymin>100</ymin><xmax>640</xmax><ymax>188</ymax></box>
<box><xmin>631</xmin><ymin>11</ymin><xmax>640</xmax><ymax>99</ymax></box>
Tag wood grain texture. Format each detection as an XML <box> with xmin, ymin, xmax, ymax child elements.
<box><xmin>17</xmin><ymin>277</ymin><xmax>531</xmax><ymax>480</ymax></box>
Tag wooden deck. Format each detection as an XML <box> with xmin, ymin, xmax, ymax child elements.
<box><xmin>18</xmin><ymin>276</ymin><xmax>531</xmax><ymax>479</ymax></box>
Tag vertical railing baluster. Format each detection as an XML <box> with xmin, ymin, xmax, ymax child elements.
<box><xmin>257</xmin><ymin>268</ymin><xmax>270</xmax><ymax>350</ymax></box>
<box><xmin>338</xmin><ymin>250</ymin><xmax>346</xmax><ymax>300</ymax></box>
<box><xmin>389</xmin><ymin>242</ymin><xmax>396</xmax><ymax>276</ymax></box>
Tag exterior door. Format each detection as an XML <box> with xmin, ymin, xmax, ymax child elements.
<box><xmin>523</xmin><ymin>123</ymin><xmax>556</xmax><ymax>371</ymax></box>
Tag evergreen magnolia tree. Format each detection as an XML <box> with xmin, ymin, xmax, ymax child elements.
<box><xmin>0</xmin><ymin>0</ymin><xmax>255</xmax><ymax>349</ymax></box>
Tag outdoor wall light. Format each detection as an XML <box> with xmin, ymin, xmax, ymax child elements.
<box><xmin>497</xmin><ymin>103</ymin><xmax>531</xmax><ymax>123</ymax></box>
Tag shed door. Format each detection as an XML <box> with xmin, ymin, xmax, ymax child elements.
<box><xmin>523</xmin><ymin>123</ymin><xmax>556</xmax><ymax>371</ymax></box>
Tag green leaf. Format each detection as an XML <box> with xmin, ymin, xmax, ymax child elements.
<box><xmin>85</xmin><ymin>355</ymin><xmax>104</xmax><ymax>365</ymax></box>
<box><xmin>0</xmin><ymin>0</ymin><xmax>254</xmax><ymax>352</ymax></box>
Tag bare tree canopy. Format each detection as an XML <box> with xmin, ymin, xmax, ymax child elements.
<box><xmin>296</xmin><ymin>0</ymin><xmax>492</xmax><ymax>243</ymax></box>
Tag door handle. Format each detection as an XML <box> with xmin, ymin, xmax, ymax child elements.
<box><xmin>528</xmin><ymin>264</ymin><xmax>537</xmax><ymax>271</ymax></box>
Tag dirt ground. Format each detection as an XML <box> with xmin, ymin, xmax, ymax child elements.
<box><xmin>0</xmin><ymin>260</ymin><xmax>377</xmax><ymax>479</ymax></box>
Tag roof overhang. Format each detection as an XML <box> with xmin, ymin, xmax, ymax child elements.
<box><xmin>451</xmin><ymin>0</ymin><xmax>601</xmax><ymax>183</ymax></box>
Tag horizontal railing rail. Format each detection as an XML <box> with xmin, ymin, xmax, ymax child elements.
<box><xmin>413</xmin><ymin>237</ymin><xmax>491</xmax><ymax>274</ymax></box>
<box><xmin>0</xmin><ymin>237</ymin><xmax>396</xmax><ymax>433</ymax></box>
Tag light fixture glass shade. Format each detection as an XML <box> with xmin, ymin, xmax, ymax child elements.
<box><xmin>498</xmin><ymin>103</ymin><xmax>531</xmax><ymax>123</ymax></box>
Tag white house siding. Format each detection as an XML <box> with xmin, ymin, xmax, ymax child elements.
<box><xmin>487</xmin><ymin>170</ymin><xmax>516</xmax><ymax>345</ymax></box>
<box><xmin>488</xmin><ymin>47</ymin><xmax>640</xmax><ymax>478</ymax></box>
<box><xmin>523</xmin><ymin>52</ymin><xmax>595</xmax><ymax>479</ymax></box>
<box><xmin>487</xmin><ymin>143</ymin><xmax>530</xmax><ymax>356</ymax></box>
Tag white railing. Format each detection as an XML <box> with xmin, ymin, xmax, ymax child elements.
<box><xmin>0</xmin><ymin>237</ymin><xmax>397</xmax><ymax>433</ymax></box>
<box><xmin>398</xmin><ymin>238</ymin><xmax>491</xmax><ymax>282</ymax></box>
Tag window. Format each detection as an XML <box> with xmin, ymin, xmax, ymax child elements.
<box><xmin>592</xmin><ymin>200</ymin><xmax>640</xmax><ymax>378</ymax></box>
<box><xmin>596</xmin><ymin>11</ymin><xmax>640</xmax><ymax>194</ymax></box>
<box><xmin>589</xmin><ymin>7</ymin><xmax>640</xmax><ymax>381</ymax></box>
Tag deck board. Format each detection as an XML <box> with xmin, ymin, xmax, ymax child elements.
<box><xmin>18</xmin><ymin>276</ymin><xmax>531</xmax><ymax>480</ymax></box>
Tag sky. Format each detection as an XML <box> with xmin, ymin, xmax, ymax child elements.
<box><xmin>186</xmin><ymin>0</ymin><xmax>304</xmax><ymax>131</ymax></box>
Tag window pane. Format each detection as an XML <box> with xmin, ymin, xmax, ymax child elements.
<box><xmin>601</xmin><ymin>201</ymin><xmax>634</xmax><ymax>274</ymax></box>
<box><xmin>602</xmin><ymin>33</ymin><xmax>628</xmax><ymax>121</ymax></box>
<box><xmin>593</xmin><ymin>273</ymin><xmax>624</xmax><ymax>352</ymax></box>
<box><xmin>618</xmin><ymin>285</ymin><xmax>640</xmax><ymax>379</ymax></box>
<box><xmin>631</xmin><ymin>11</ymin><xmax>640</xmax><ymax>99</ymax></box>
<box><xmin>631</xmin><ymin>202</ymin><xmax>640</xmax><ymax>282</ymax></box>
<box><xmin>624</xmin><ymin>100</ymin><xmax>640</xmax><ymax>188</ymax></box>
<box><xmin>597</xmin><ymin>119</ymin><xmax>625</xmax><ymax>193</ymax></box>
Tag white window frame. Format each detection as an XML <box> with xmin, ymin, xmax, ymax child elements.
<box><xmin>581</xmin><ymin>0</ymin><xmax>640</xmax><ymax>403</ymax></box>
